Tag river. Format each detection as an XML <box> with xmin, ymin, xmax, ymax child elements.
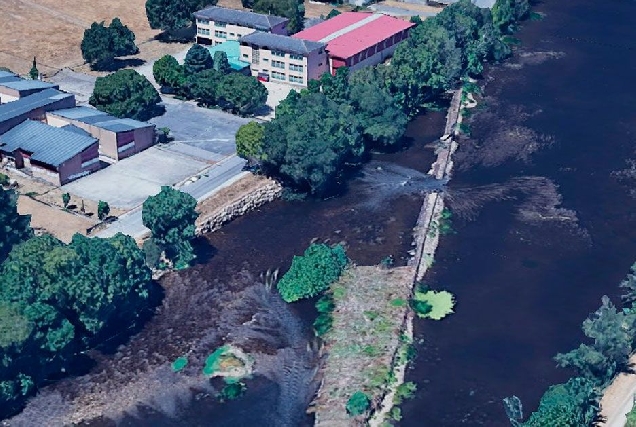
<box><xmin>400</xmin><ymin>0</ymin><xmax>636</xmax><ymax>425</ymax></box>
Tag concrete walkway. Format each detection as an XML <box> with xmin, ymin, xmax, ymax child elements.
<box><xmin>600</xmin><ymin>354</ymin><xmax>636</xmax><ymax>427</ymax></box>
<box><xmin>96</xmin><ymin>155</ymin><xmax>246</xmax><ymax>239</ymax></box>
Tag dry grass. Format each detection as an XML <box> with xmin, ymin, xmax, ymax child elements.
<box><xmin>0</xmin><ymin>0</ymin><xmax>184</xmax><ymax>75</ymax></box>
<box><xmin>314</xmin><ymin>265</ymin><xmax>414</xmax><ymax>426</ymax></box>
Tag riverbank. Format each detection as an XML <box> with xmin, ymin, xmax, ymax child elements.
<box><xmin>311</xmin><ymin>89</ymin><xmax>465</xmax><ymax>426</ymax></box>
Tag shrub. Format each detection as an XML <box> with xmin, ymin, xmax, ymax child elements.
<box><xmin>277</xmin><ymin>243</ymin><xmax>348</xmax><ymax>302</ymax></box>
<box><xmin>97</xmin><ymin>200</ymin><xmax>110</xmax><ymax>220</ymax></box>
<box><xmin>346</xmin><ymin>391</ymin><xmax>370</xmax><ymax>416</ymax></box>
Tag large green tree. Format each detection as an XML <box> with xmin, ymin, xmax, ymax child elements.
<box><xmin>213</xmin><ymin>51</ymin><xmax>231</xmax><ymax>75</ymax></box>
<box><xmin>236</xmin><ymin>121</ymin><xmax>265</xmax><ymax>164</ymax></box>
<box><xmin>184</xmin><ymin>44</ymin><xmax>214</xmax><ymax>75</ymax></box>
<box><xmin>81</xmin><ymin>18</ymin><xmax>138</xmax><ymax>69</ymax></box>
<box><xmin>0</xmin><ymin>186</ymin><xmax>32</xmax><ymax>264</ymax></box>
<box><xmin>190</xmin><ymin>69</ymin><xmax>223</xmax><ymax>106</ymax></box>
<box><xmin>145</xmin><ymin>0</ymin><xmax>212</xmax><ymax>32</ymax></box>
<box><xmin>216</xmin><ymin>73</ymin><xmax>268</xmax><ymax>116</ymax></box>
<box><xmin>261</xmin><ymin>92</ymin><xmax>363</xmax><ymax>195</ymax></box>
<box><xmin>89</xmin><ymin>69</ymin><xmax>162</xmax><ymax>121</ymax></box>
<box><xmin>555</xmin><ymin>296</ymin><xmax>633</xmax><ymax>384</ymax></box>
<box><xmin>153</xmin><ymin>54</ymin><xmax>182</xmax><ymax>88</ymax></box>
<box><xmin>0</xmin><ymin>233</ymin><xmax>153</xmax><ymax>417</ymax></box>
<box><xmin>142</xmin><ymin>186</ymin><xmax>198</xmax><ymax>268</ymax></box>
<box><xmin>277</xmin><ymin>243</ymin><xmax>348</xmax><ymax>302</ymax></box>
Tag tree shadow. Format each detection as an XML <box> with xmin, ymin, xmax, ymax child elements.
<box><xmin>154</xmin><ymin>25</ymin><xmax>196</xmax><ymax>43</ymax></box>
<box><xmin>92</xmin><ymin>58</ymin><xmax>146</xmax><ymax>72</ymax></box>
<box><xmin>193</xmin><ymin>236</ymin><xmax>218</xmax><ymax>266</ymax></box>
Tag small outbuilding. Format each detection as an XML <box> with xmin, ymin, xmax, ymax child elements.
<box><xmin>0</xmin><ymin>120</ymin><xmax>101</xmax><ymax>185</ymax></box>
<box><xmin>0</xmin><ymin>79</ymin><xmax>60</xmax><ymax>103</ymax></box>
<box><xmin>0</xmin><ymin>88</ymin><xmax>76</xmax><ymax>134</ymax></box>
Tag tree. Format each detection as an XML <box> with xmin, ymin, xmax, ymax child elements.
<box><xmin>81</xmin><ymin>19</ymin><xmax>138</xmax><ymax>69</ymax></box>
<box><xmin>29</xmin><ymin>57</ymin><xmax>38</xmax><ymax>80</ymax></box>
<box><xmin>145</xmin><ymin>0</ymin><xmax>212</xmax><ymax>32</ymax></box>
<box><xmin>346</xmin><ymin>391</ymin><xmax>370</xmax><ymax>416</ymax></box>
<box><xmin>142</xmin><ymin>186</ymin><xmax>198</xmax><ymax>267</ymax></box>
<box><xmin>253</xmin><ymin>0</ymin><xmax>304</xmax><ymax>34</ymax></box>
<box><xmin>153</xmin><ymin>54</ymin><xmax>182</xmax><ymax>88</ymax></box>
<box><xmin>348</xmin><ymin>79</ymin><xmax>408</xmax><ymax>147</ymax></box>
<box><xmin>62</xmin><ymin>192</ymin><xmax>70</xmax><ymax>208</ymax></box>
<box><xmin>554</xmin><ymin>296</ymin><xmax>633</xmax><ymax>385</ymax></box>
<box><xmin>0</xmin><ymin>187</ymin><xmax>32</xmax><ymax>264</ymax></box>
<box><xmin>0</xmin><ymin>233</ymin><xmax>152</xmax><ymax>416</ymax></box>
<box><xmin>190</xmin><ymin>69</ymin><xmax>223</xmax><ymax>106</ymax></box>
<box><xmin>620</xmin><ymin>262</ymin><xmax>636</xmax><ymax>306</ymax></box>
<box><xmin>216</xmin><ymin>73</ymin><xmax>268</xmax><ymax>116</ymax></box>
<box><xmin>184</xmin><ymin>44</ymin><xmax>214</xmax><ymax>75</ymax></box>
<box><xmin>523</xmin><ymin>377</ymin><xmax>600</xmax><ymax>427</ymax></box>
<box><xmin>276</xmin><ymin>243</ymin><xmax>348</xmax><ymax>302</ymax></box>
<box><xmin>213</xmin><ymin>51</ymin><xmax>231</xmax><ymax>75</ymax></box>
<box><xmin>97</xmin><ymin>200</ymin><xmax>110</xmax><ymax>220</ymax></box>
<box><xmin>90</xmin><ymin>69</ymin><xmax>162</xmax><ymax>121</ymax></box>
<box><xmin>261</xmin><ymin>92</ymin><xmax>363</xmax><ymax>195</ymax></box>
<box><xmin>326</xmin><ymin>9</ymin><xmax>341</xmax><ymax>19</ymax></box>
<box><xmin>492</xmin><ymin>0</ymin><xmax>516</xmax><ymax>33</ymax></box>
<box><xmin>236</xmin><ymin>121</ymin><xmax>265</xmax><ymax>164</ymax></box>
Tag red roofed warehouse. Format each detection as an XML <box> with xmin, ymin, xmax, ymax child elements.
<box><xmin>293</xmin><ymin>12</ymin><xmax>414</xmax><ymax>75</ymax></box>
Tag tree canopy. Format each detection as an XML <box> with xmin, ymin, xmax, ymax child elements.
<box><xmin>184</xmin><ymin>44</ymin><xmax>214</xmax><ymax>75</ymax></box>
<box><xmin>142</xmin><ymin>186</ymin><xmax>199</xmax><ymax>268</ymax></box>
<box><xmin>216</xmin><ymin>73</ymin><xmax>268</xmax><ymax>116</ymax></box>
<box><xmin>145</xmin><ymin>0</ymin><xmax>212</xmax><ymax>32</ymax></box>
<box><xmin>81</xmin><ymin>18</ymin><xmax>139</xmax><ymax>69</ymax></box>
<box><xmin>0</xmin><ymin>187</ymin><xmax>32</xmax><ymax>264</ymax></box>
<box><xmin>236</xmin><ymin>121</ymin><xmax>265</xmax><ymax>164</ymax></box>
<box><xmin>253</xmin><ymin>0</ymin><xmax>304</xmax><ymax>34</ymax></box>
<box><xmin>0</xmin><ymin>233</ymin><xmax>153</xmax><ymax>417</ymax></box>
<box><xmin>213</xmin><ymin>51</ymin><xmax>231</xmax><ymax>75</ymax></box>
<box><xmin>89</xmin><ymin>69</ymin><xmax>162</xmax><ymax>121</ymax></box>
<box><xmin>277</xmin><ymin>243</ymin><xmax>348</xmax><ymax>302</ymax></box>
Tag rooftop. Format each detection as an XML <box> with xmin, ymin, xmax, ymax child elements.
<box><xmin>240</xmin><ymin>32</ymin><xmax>325</xmax><ymax>55</ymax></box>
<box><xmin>206</xmin><ymin>41</ymin><xmax>250</xmax><ymax>71</ymax></box>
<box><xmin>0</xmin><ymin>120</ymin><xmax>97</xmax><ymax>167</ymax></box>
<box><xmin>0</xmin><ymin>79</ymin><xmax>58</xmax><ymax>92</ymax></box>
<box><xmin>50</xmin><ymin>106</ymin><xmax>153</xmax><ymax>132</ymax></box>
<box><xmin>194</xmin><ymin>6</ymin><xmax>288</xmax><ymax>31</ymax></box>
<box><xmin>0</xmin><ymin>89</ymin><xmax>74</xmax><ymax>126</ymax></box>
<box><xmin>293</xmin><ymin>12</ymin><xmax>414</xmax><ymax>59</ymax></box>
<box><xmin>0</xmin><ymin>71</ymin><xmax>16</xmax><ymax>79</ymax></box>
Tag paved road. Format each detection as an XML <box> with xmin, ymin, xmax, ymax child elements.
<box><xmin>96</xmin><ymin>156</ymin><xmax>246</xmax><ymax>239</ymax></box>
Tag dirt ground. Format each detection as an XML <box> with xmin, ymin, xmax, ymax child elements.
<box><xmin>2</xmin><ymin>165</ymin><xmax>126</xmax><ymax>241</ymax></box>
<box><xmin>0</xmin><ymin>0</ymin><xmax>185</xmax><ymax>75</ymax></box>
<box><xmin>0</xmin><ymin>0</ymin><xmax>348</xmax><ymax>76</ymax></box>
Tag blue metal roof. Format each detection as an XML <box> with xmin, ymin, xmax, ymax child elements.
<box><xmin>62</xmin><ymin>124</ymin><xmax>93</xmax><ymax>137</ymax></box>
<box><xmin>0</xmin><ymin>89</ymin><xmax>73</xmax><ymax>126</ymax></box>
<box><xmin>0</xmin><ymin>80</ymin><xmax>58</xmax><ymax>92</ymax></box>
<box><xmin>0</xmin><ymin>71</ymin><xmax>16</xmax><ymax>79</ymax></box>
<box><xmin>0</xmin><ymin>120</ymin><xmax>97</xmax><ymax>167</ymax></box>
<box><xmin>51</xmin><ymin>107</ymin><xmax>152</xmax><ymax>132</ymax></box>
<box><xmin>0</xmin><ymin>76</ymin><xmax>21</xmax><ymax>84</ymax></box>
<box><xmin>206</xmin><ymin>41</ymin><xmax>251</xmax><ymax>71</ymax></box>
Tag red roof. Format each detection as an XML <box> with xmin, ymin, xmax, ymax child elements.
<box><xmin>293</xmin><ymin>12</ymin><xmax>370</xmax><ymax>41</ymax></box>
<box><xmin>293</xmin><ymin>12</ymin><xmax>414</xmax><ymax>60</ymax></box>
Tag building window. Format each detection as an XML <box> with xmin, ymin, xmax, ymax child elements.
<box><xmin>272</xmin><ymin>50</ymin><xmax>286</xmax><ymax>58</ymax></box>
<box><xmin>289</xmin><ymin>53</ymin><xmax>303</xmax><ymax>61</ymax></box>
<box><xmin>289</xmin><ymin>75</ymin><xmax>304</xmax><ymax>84</ymax></box>
<box><xmin>289</xmin><ymin>63</ymin><xmax>303</xmax><ymax>72</ymax></box>
<box><xmin>215</xmin><ymin>21</ymin><xmax>227</xmax><ymax>27</ymax></box>
<box><xmin>215</xmin><ymin>30</ymin><xmax>227</xmax><ymax>39</ymax></box>
<box><xmin>271</xmin><ymin>71</ymin><xmax>286</xmax><ymax>81</ymax></box>
<box><xmin>81</xmin><ymin>158</ymin><xmax>99</xmax><ymax>168</ymax></box>
<box><xmin>197</xmin><ymin>19</ymin><xmax>209</xmax><ymax>25</ymax></box>
<box><xmin>197</xmin><ymin>28</ymin><xmax>210</xmax><ymax>36</ymax></box>
<box><xmin>272</xmin><ymin>60</ymin><xmax>285</xmax><ymax>69</ymax></box>
<box><xmin>230</xmin><ymin>32</ymin><xmax>235</xmax><ymax>37</ymax></box>
<box><xmin>242</xmin><ymin>53</ymin><xmax>248</xmax><ymax>58</ymax></box>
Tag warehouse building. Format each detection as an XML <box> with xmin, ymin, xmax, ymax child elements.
<box><xmin>239</xmin><ymin>32</ymin><xmax>328</xmax><ymax>86</ymax></box>
<box><xmin>293</xmin><ymin>12</ymin><xmax>414</xmax><ymax>75</ymax></box>
<box><xmin>0</xmin><ymin>88</ymin><xmax>76</xmax><ymax>134</ymax></box>
<box><xmin>195</xmin><ymin>6</ymin><xmax>289</xmax><ymax>46</ymax></box>
<box><xmin>47</xmin><ymin>106</ymin><xmax>155</xmax><ymax>161</ymax></box>
<box><xmin>0</xmin><ymin>78</ymin><xmax>60</xmax><ymax>103</ymax></box>
<box><xmin>0</xmin><ymin>120</ymin><xmax>100</xmax><ymax>185</ymax></box>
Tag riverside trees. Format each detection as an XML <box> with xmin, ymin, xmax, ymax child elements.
<box><xmin>142</xmin><ymin>186</ymin><xmax>199</xmax><ymax>268</ymax></box>
<box><xmin>0</xmin><ymin>233</ymin><xmax>153</xmax><ymax>418</ymax></box>
<box><xmin>0</xmin><ymin>187</ymin><xmax>32</xmax><ymax>264</ymax></box>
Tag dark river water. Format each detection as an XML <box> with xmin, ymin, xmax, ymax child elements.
<box><xmin>401</xmin><ymin>0</ymin><xmax>636</xmax><ymax>425</ymax></box>
<box><xmin>56</xmin><ymin>0</ymin><xmax>636</xmax><ymax>425</ymax></box>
